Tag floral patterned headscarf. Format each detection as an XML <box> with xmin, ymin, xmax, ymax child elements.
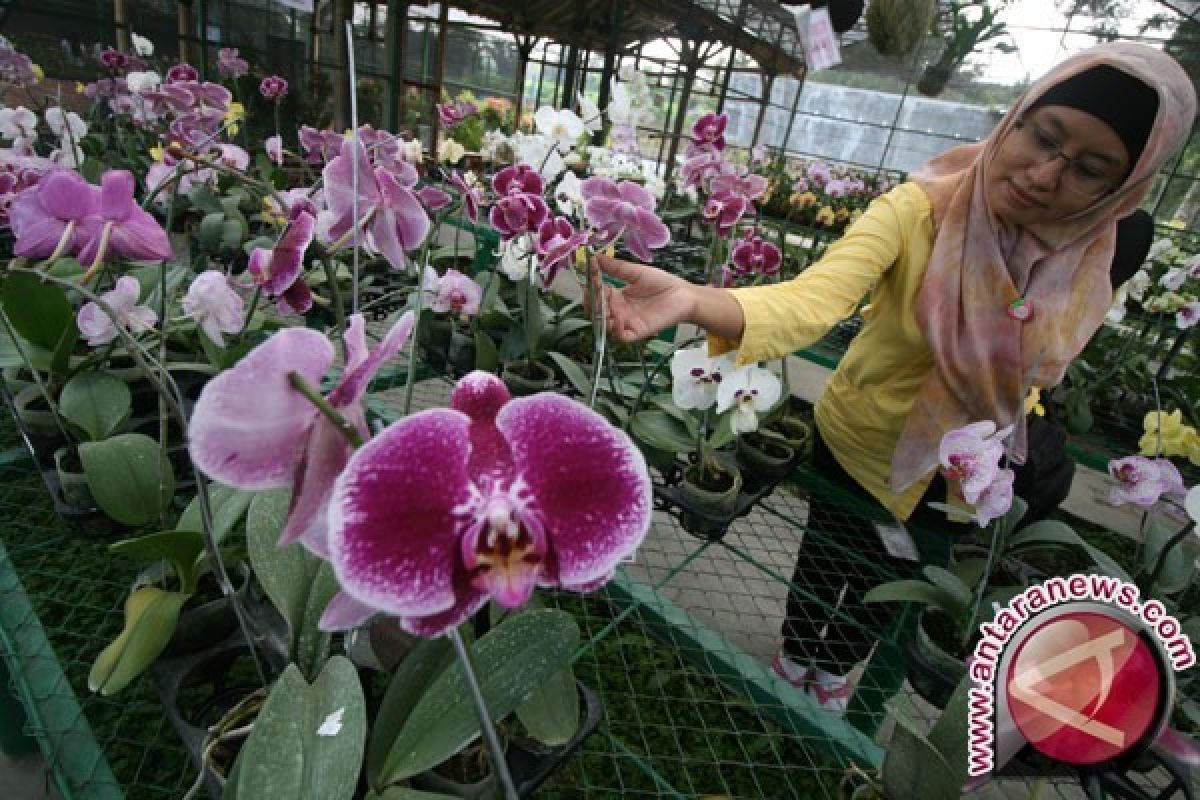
<box><xmin>890</xmin><ymin>42</ymin><xmax>1196</xmax><ymax>494</ymax></box>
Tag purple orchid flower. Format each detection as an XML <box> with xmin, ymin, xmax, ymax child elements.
<box><xmin>449</xmin><ymin>170</ymin><xmax>486</xmax><ymax>223</ymax></box>
<box><xmin>217</xmin><ymin>47</ymin><xmax>249</xmax><ymax>79</ymax></box>
<box><xmin>700</xmin><ymin>188</ymin><xmax>748</xmax><ymax>238</ymax></box>
<box><xmin>8</xmin><ymin>169</ymin><xmax>95</xmax><ymax>258</ymax></box>
<box><xmin>99</xmin><ymin>48</ymin><xmax>129</xmax><ymax>71</ymax></box>
<box><xmin>731</xmin><ymin>232</ymin><xmax>781</xmax><ymax>276</ymax></box>
<box><xmin>489</xmin><ymin>164</ymin><xmax>549</xmax><ymax>241</ymax></box>
<box><xmin>686</xmin><ymin>112</ymin><xmax>727</xmax><ymax>157</ymax></box>
<box><xmin>183</xmin><ymin>270</ymin><xmax>244</xmax><ymax>346</ymax></box>
<box><xmin>806</xmin><ymin>161</ymin><xmax>830</xmax><ymax>187</ymax></box>
<box><xmin>265</xmin><ymin>134</ymin><xmax>283</xmax><ymax>166</ymax></box>
<box><xmin>437</xmin><ymin>100</ymin><xmax>477</xmax><ymax>129</ymax></box>
<box><xmin>247</xmin><ymin>210</ymin><xmax>316</xmax><ymax>315</ymax></box>
<box><xmin>427</xmin><ymin>267</ymin><xmax>483</xmax><ymax>316</ymax></box>
<box><xmin>299</xmin><ymin>126</ymin><xmax>344</xmax><ymax>164</ymax></box>
<box><xmin>416</xmin><ymin>185</ymin><xmax>452</xmax><ymax>213</ymax></box>
<box><xmin>76</xmin><ymin>275</ymin><xmax>157</xmax><ymax>346</ymax></box>
<box><xmin>190</xmin><ymin>311</ymin><xmax>416</xmax><ymax>561</ymax></box>
<box><xmin>323</xmin><ymin>138</ymin><xmax>431</xmax><ymax>271</ymax></box>
<box><xmin>326</xmin><ymin>370</ymin><xmax>652</xmax><ymax>637</ymax></box>
<box><xmin>536</xmin><ymin>216</ymin><xmax>588</xmax><ymax>286</ymax></box>
<box><xmin>166</xmin><ymin>63</ymin><xmax>199</xmax><ymax>83</ymax></box>
<box><xmin>259</xmin><ymin>75</ymin><xmax>288</xmax><ymax>101</ymax></box>
<box><xmin>1108</xmin><ymin>456</ymin><xmax>1185</xmax><ymax>507</ymax></box>
<box><xmin>939</xmin><ymin>421</ymin><xmax>1012</xmax><ymax>505</ymax></box>
<box><xmin>710</xmin><ymin>170</ymin><xmax>769</xmax><ymax>203</ymax></box>
<box><xmin>76</xmin><ymin>170</ymin><xmax>172</xmax><ymax>269</ymax></box>
<box><xmin>580</xmin><ymin>177</ymin><xmax>669</xmax><ymax>262</ymax></box>
<box><xmin>680</xmin><ymin>150</ymin><xmax>735</xmax><ymax>190</ymax></box>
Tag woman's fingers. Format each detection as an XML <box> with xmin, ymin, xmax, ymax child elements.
<box><xmin>594</xmin><ymin>252</ymin><xmax>641</xmax><ymax>284</ymax></box>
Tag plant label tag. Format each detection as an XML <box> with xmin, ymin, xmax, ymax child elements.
<box><xmin>874</xmin><ymin>520</ymin><xmax>919</xmax><ymax>562</ymax></box>
<box><xmin>798</xmin><ymin>7</ymin><xmax>842</xmax><ymax>72</ymax></box>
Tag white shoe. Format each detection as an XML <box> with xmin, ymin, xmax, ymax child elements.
<box><xmin>771</xmin><ymin>649</ymin><xmax>812</xmax><ymax>690</ymax></box>
<box><xmin>808</xmin><ymin>666</ymin><xmax>853</xmax><ymax>715</ymax></box>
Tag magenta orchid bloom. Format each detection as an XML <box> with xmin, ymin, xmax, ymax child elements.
<box><xmin>731</xmin><ymin>232</ymin><xmax>781</xmax><ymax>276</ymax></box>
<box><xmin>489</xmin><ymin>164</ymin><xmax>549</xmax><ymax>241</ymax></box>
<box><xmin>536</xmin><ymin>216</ymin><xmax>588</xmax><ymax>286</ymax></box>
<box><xmin>76</xmin><ymin>170</ymin><xmax>172</xmax><ymax>268</ymax></box>
<box><xmin>100</xmin><ymin>48</ymin><xmax>129</xmax><ymax>71</ymax></box>
<box><xmin>427</xmin><ymin>268</ymin><xmax>483</xmax><ymax>316</ymax></box>
<box><xmin>190</xmin><ymin>312</ymin><xmax>416</xmax><ymax>561</ymax></box>
<box><xmin>449</xmin><ymin>170</ymin><xmax>486</xmax><ymax>223</ymax></box>
<box><xmin>938</xmin><ymin>420</ymin><xmax>1012</xmax><ymax>505</ymax></box>
<box><xmin>76</xmin><ymin>276</ymin><xmax>158</xmax><ymax>346</ymax></box>
<box><xmin>326</xmin><ymin>371</ymin><xmax>652</xmax><ymax>637</ymax></box>
<box><xmin>701</xmin><ymin>188</ymin><xmax>748</xmax><ymax>238</ymax></box>
<box><xmin>710</xmin><ymin>170</ymin><xmax>769</xmax><ymax>203</ymax></box>
<box><xmin>9</xmin><ymin>169</ymin><xmax>94</xmax><ymax>258</ymax></box>
<box><xmin>166</xmin><ymin>63</ymin><xmax>199</xmax><ymax>83</ymax></box>
<box><xmin>437</xmin><ymin>100</ymin><xmax>477</xmax><ymax>129</ymax></box>
<box><xmin>217</xmin><ymin>47</ymin><xmax>248</xmax><ymax>78</ymax></box>
<box><xmin>416</xmin><ymin>185</ymin><xmax>452</xmax><ymax>212</ymax></box>
<box><xmin>687</xmin><ymin>112</ymin><xmax>727</xmax><ymax>156</ymax></box>
<box><xmin>324</xmin><ymin>139</ymin><xmax>431</xmax><ymax>270</ymax></box>
<box><xmin>299</xmin><ymin>126</ymin><xmax>344</xmax><ymax>164</ymax></box>
<box><xmin>247</xmin><ymin>210</ymin><xmax>316</xmax><ymax>315</ymax></box>
<box><xmin>183</xmin><ymin>270</ymin><xmax>244</xmax><ymax>347</ymax></box>
<box><xmin>1108</xmin><ymin>456</ymin><xmax>1185</xmax><ymax>507</ymax></box>
<box><xmin>259</xmin><ymin>75</ymin><xmax>288</xmax><ymax>101</ymax></box>
<box><xmin>680</xmin><ymin>150</ymin><xmax>732</xmax><ymax>190</ymax></box>
<box><xmin>580</xmin><ymin>177</ymin><xmax>669</xmax><ymax>262</ymax></box>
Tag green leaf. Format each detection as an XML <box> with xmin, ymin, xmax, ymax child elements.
<box><xmin>1063</xmin><ymin>387</ymin><xmax>1094</xmax><ymax>434</ymax></box>
<box><xmin>367</xmin><ymin>790</ymin><xmax>459</xmax><ymax>800</ymax></box>
<box><xmin>863</xmin><ymin>580</ymin><xmax>967</xmax><ymax>620</ymax></box>
<box><xmin>630</xmin><ymin>410</ymin><xmax>695</xmax><ymax>453</ymax></box>
<box><xmin>366</xmin><ymin>637</ymin><xmax>456</xmax><ymax>787</ymax></box>
<box><xmin>187</xmin><ymin>183</ymin><xmax>224</xmax><ymax>214</ymax></box>
<box><xmin>247</xmin><ymin>489</ymin><xmax>339</xmax><ymax>678</ymax></box>
<box><xmin>520</xmin><ymin>280</ymin><xmax>544</xmax><ymax>357</ymax></box>
<box><xmin>59</xmin><ymin>372</ymin><xmax>132</xmax><ymax>441</ymax></box>
<box><xmin>0</xmin><ymin>325</ymin><xmax>52</xmax><ymax>369</ymax></box>
<box><xmin>920</xmin><ymin>566</ymin><xmax>973</xmax><ymax>612</ymax></box>
<box><xmin>546</xmin><ymin>350</ymin><xmax>592</xmax><ymax>397</ymax></box>
<box><xmin>515</xmin><ymin>663</ymin><xmax>579</xmax><ymax>746</ymax></box>
<box><xmin>379</xmin><ymin>609</ymin><xmax>580</xmax><ymax>783</ymax></box>
<box><xmin>473</xmin><ymin>328</ymin><xmax>498</xmax><ymax>373</ymax></box>
<box><xmin>226</xmin><ymin>657</ymin><xmax>366</xmax><ymax>800</ymax></box>
<box><xmin>3</xmin><ymin>272</ymin><xmax>73</xmax><ymax>350</ymax></box>
<box><xmin>50</xmin><ymin>320</ymin><xmax>78</xmax><ymax>378</ymax></box>
<box><xmin>109</xmin><ymin>530</ymin><xmax>206</xmax><ymax>594</ymax></box>
<box><xmin>88</xmin><ymin>587</ymin><xmax>188</xmax><ymax>695</ymax></box>
<box><xmin>177</xmin><ymin>483</ymin><xmax>255</xmax><ymax>546</ymax></box>
<box><xmin>707</xmin><ymin>411</ymin><xmax>736</xmax><ymax>450</ymax></box>
<box><xmin>79</xmin><ymin>433</ymin><xmax>175</xmax><ymax>526</ymax></box>
<box><xmin>198</xmin><ymin>212</ymin><xmax>226</xmax><ymax>251</ymax></box>
<box><xmin>1142</xmin><ymin>515</ymin><xmax>1198</xmax><ymax>595</ymax></box>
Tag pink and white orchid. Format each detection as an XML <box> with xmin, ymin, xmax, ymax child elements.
<box><xmin>76</xmin><ymin>276</ymin><xmax>158</xmax><ymax>346</ymax></box>
<box><xmin>189</xmin><ymin>312</ymin><xmax>415</xmax><ymax>561</ymax></box>
<box><xmin>973</xmin><ymin>468</ymin><xmax>1015</xmax><ymax>527</ymax></box>
<box><xmin>716</xmin><ymin>365</ymin><xmax>782</xmax><ymax>434</ymax></box>
<box><xmin>326</xmin><ymin>371</ymin><xmax>652</xmax><ymax>637</ymax></box>
<box><xmin>247</xmin><ymin>210</ymin><xmax>316</xmax><ymax>315</ymax></box>
<box><xmin>489</xmin><ymin>164</ymin><xmax>549</xmax><ymax>241</ymax></box>
<box><xmin>1108</xmin><ymin>456</ymin><xmax>1185</xmax><ymax>508</ymax></box>
<box><xmin>535</xmin><ymin>216</ymin><xmax>588</xmax><ymax>286</ymax></box>
<box><xmin>426</xmin><ymin>267</ymin><xmax>483</xmax><ymax>316</ymax></box>
<box><xmin>938</xmin><ymin>420</ymin><xmax>1013</xmax><ymax>505</ymax></box>
<box><xmin>182</xmin><ymin>271</ymin><xmax>244</xmax><ymax>347</ymax></box>
<box><xmin>580</xmin><ymin>177</ymin><xmax>669</xmax><ymax>262</ymax></box>
<box><xmin>670</xmin><ymin>346</ymin><xmax>736</xmax><ymax>411</ymax></box>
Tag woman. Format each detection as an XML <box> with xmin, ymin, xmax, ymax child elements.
<box><xmin>594</xmin><ymin>43</ymin><xmax>1196</xmax><ymax>712</ymax></box>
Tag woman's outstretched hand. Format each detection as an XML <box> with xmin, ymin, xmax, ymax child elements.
<box><xmin>592</xmin><ymin>253</ymin><xmax>697</xmax><ymax>343</ymax></box>
<box><xmin>591</xmin><ymin>253</ymin><xmax>746</xmax><ymax>343</ymax></box>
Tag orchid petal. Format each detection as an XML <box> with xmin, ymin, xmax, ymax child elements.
<box><xmin>498</xmin><ymin>392</ymin><xmax>651</xmax><ymax>587</ymax></box>
<box><xmin>318</xmin><ymin>590</ymin><xmax>378</xmax><ymax>632</ymax></box>
<box><xmin>329</xmin><ymin>408</ymin><xmax>474</xmax><ymax>619</ymax></box>
<box><xmin>329</xmin><ymin>311</ymin><xmax>415</xmax><ymax>407</ymax></box>
<box><xmin>277</xmin><ymin>280</ymin><xmax>313</xmax><ymax>315</ymax></box>
<box><xmin>189</xmin><ymin>328</ymin><xmax>333</xmax><ymax>489</ymax></box>
<box><xmin>279</xmin><ymin>415</ymin><xmax>355</xmax><ymax>558</ymax></box>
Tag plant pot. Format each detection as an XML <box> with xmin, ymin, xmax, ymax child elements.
<box><xmin>410</xmin><ymin>683</ymin><xmax>605</xmax><ymax>799</ymax></box>
<box><xmin>903</xmin><ymin>611</ymin><xmax>967</xmax><ymax>709</ymax></box>
<box><xmin>916</xmin><ymin>63</ymin><xmax>953</xmax><ymax>97</ymax></box>
<box><xmin>53</xmin><ymin>445</ymin><xmax>95</xmax><ymax>510</ymax></box>
<box><xmin>11</xmin><ymin>383</ymin><xmax>65</xmax><ymax>445</ymax></box>
<box><xmin>676</xmin><ymin>461</ymin><xmax>743</xmax><ymax>539</ymax></box>
<box><xmin>501</xmin><ymin>360</ymin><xmax>557</xmax><ymax>397</ymax></box>
<box><xmin>736</xmin><ymin>433</ymin><xmax>796</xmax><ymax>494</ymax></box>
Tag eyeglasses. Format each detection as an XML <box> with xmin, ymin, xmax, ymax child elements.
<box><xmin>1010</xmin><ymin>117</ymin><xmax>1120</xmax><ymax>198</ymax></box>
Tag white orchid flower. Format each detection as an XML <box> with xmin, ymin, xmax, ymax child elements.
<box><xmin>44</xmin><ymin>107</ymin><xmax>87</xmax><ymax>141</ymax></box>
<box><xmin>125</xmin><ymin>70</ymin><xmax>162</xmax><ymax>93</ymax></box>
<box><xmin>0</xmin><ymin>106</ymin><xmax>36</xmax><ymax>140</ymax></box>
<box><xmin>438</xmin><ymin>138</ymin><xmax>465</xmax><ymax>164</ymax></box>
<box><xmin>716</xmin><ymin>365</ymin><xmax>783</xmax><ymax>434</ymax></box>
<box><xmin>670</xmin><ymin>346</ymin><xmax>736</xmax><ymax>411</ymax></box>
<box><xmin>577</xmin><ymin>93</ymin><xmax>602</xmax><ymax>133</ymax></box>
<box><xmin>131</xmin><ymin>32</ymin><xmax>154</xmax><ymax>57</ymax></box>
<box><xmin>554</xmin><ymin>171</ymin><xmax>584</xmax><ymax>217</ymax></box>
<box><xmin>534</xmin><ymin>106</ymin><xmax>585</xmax><ymax>152</ymax></box>
<box><xmin>498</xmin><ymin>235</ymin><xmax>531</xmax><ymax>281</ymax></box>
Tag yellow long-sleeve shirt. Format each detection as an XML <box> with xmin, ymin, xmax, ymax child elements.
<box><xmin>712</xmin><ymin>182</ymin><xmax>940</xmax><ymax>520</ymax></box>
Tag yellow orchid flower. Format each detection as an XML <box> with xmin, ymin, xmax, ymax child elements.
<box><xmin>149</xmin><ymin>144</ymin><xmax>166</xmax><ymax>163</ymax></box>
<box><xmin>1024</xmin><ymin>386</ymin><xmax>1045</xmax><ymax>417</ymax></box>
<box><xmin>814</xmin><ymin>206</ymin><xmax>836</xmax><ymax>227</ymax></box>
<box><xmin>31</xmin><ymin>64</ymin><xmax>43</xmax><ymax>81</ymax></box>
<box><xmin>1139</xmin><ymin>409</ymin><xmax>1191</xmax><ymax>458</ymax></box>
<box><xmin>223</xmin><ymin>102</ymin><xmax>245</xmax><ymax>136</ymax></box>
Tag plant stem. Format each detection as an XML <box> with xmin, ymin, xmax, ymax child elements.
<box><xmin>322</xmin><ymin>257</ymin><xmax>347</xmax><ymax>344</ymax></box>
<box><xmin>447</xmin><ymin>628</ymin><xmax>519</xmax><ymax>800</ymax></box>
<box><xmin>963</xmin><ymin>514</ymin><xmax>1005</xmax><ymax>652</ymax></box>
<box><xmin>403</xmin><ymin>223</ymin><xmax>439</xmax><ymax>416</ymax></box>
<box><xmin>287</xmin><ymin>372</ymin><xmax>363</xmax><ymax>448</ymax></box>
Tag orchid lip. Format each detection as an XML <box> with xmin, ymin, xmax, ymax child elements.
<box><xmin>455</xmin><ymin>477</ymin><xmax>547</xmax><ymax>608</ymax></box>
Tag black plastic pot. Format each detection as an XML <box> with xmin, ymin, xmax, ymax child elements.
<box><xmin>735</xmin><ymin>434</ymin><xmax>796</xmax><ymax>494</ymax></box>
<box><xmin>410</xmin><ymin>683</ymin><xmax>605</xmax><ymax>799</ymax></box>
<box><xmin>653</xmin><ymin>452</ymin><xmax>776</xmax><ymax>541</ymax></box>
<box><xmin>903</xmin><ymin>611</ymin><xmax>966</xmax><ymax>710</ymax></box>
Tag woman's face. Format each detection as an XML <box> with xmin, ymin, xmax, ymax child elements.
<box><xmin>987</xmin><ymin>105</ymin><xmax>1131</xmax><ymax>227</ymax></box>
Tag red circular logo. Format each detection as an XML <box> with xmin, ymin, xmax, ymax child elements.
<box><xmin>1006</xmin><ymin>611</ymin><xmax>1162</xmax><ymax>765</ymax></box>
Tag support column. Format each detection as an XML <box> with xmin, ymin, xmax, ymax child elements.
<box><xmin>510</xmin><ymin>33</ymin><xmax>537</xmax><ymax>133</ymax></box>
<box><xmin>430</xmin><ymin>1</ymin><xmax>449</xmax><ymax>148</ymax></box>
<box><xmin>592</xmin><ymin>0</ymin><xmax>621</xmax><ymax>146</ymax></box>
<box><xmin>331</xmin><ymin>0</ymin><xmax>352</xmax><ymax>131</ymax></box>
<box><xmin>176</xmin><ymin>0</ymin><xmax>193</xmax><ymax>64</ymax></box>
<box><xmin>385</xmin><ymin>0</ymin><xmax>408</xmax><ymax>131</ymax></box>
<box><xmin>750</xmin><ymin>70</ymin><xmax>775</xmax><ymax>148</ymax></box>
<box><xmin>114</xmin><ymin>0</ymin><xmax>131</xmax><ymax>52</ymax></box>
<box><xmin>661</xmin><ymin>35</ymin><xmax>705</xmax><ymax>187</ymax></box>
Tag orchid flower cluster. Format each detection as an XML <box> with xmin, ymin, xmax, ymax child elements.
<box><xmin>755</xmin><ymin>156</ymin><xmax>894</xmax><ymax>235</ymax></box>
<box><xmin>937</xmin><ymin>420</ymin><xmax>1016</xmax><ymax>527</ymax></box>
<box><xmin>189</xmin><ymin>316</ymin><xmax>653</xmax><ymax>637</ymax></box>
<box><xmin>1108</xmin><ymin>236</ymin><xmax>1200</xmax><ymax>329</ymax></box>
<box><xmin>670</xmin><ymin>345</ymin><xmax>783</xmax><ymax>437</ymax></box>
<box><xmin>1139</xmin><ymin>409</ymin><xmax>1200</xmax><ymax>467</ymax></box>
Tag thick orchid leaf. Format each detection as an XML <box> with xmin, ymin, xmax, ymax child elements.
<box><xmin>546</xmin><ymin>350</ymin><xmax>592</xmax><ymax>398</ymax></box>
<box><xmin>473</xmin><ymin>329</ymin><xmax>498</xmax><ymax>373</ymax></box>
<box><xmin>1142</xmin><ymin>514</ymin><xmax>1198</xmax><ymax>595</ymax></box>
<box><xmin>367</xmin><ymin>789</ymin><xmax>459</xmax><ymax>800</ymax></box>
<box><xmin>863</xmin><ymin>580</ymin><xmax>967</xmax><ymax>621</ymax></box>
<box><xmin>366</xmin><ymin>636</ymin><xmax>456</xmax><ymax>787</ymax></box>
<box><xmin>921</xmin><ymin>566</ymin><xmax>972</xmax><ymax>613</ymax></box>
<box><xmin>59</xmin><ymin>371</ymin><xmax>131</xmax><ymax>441</ymax></box>
<box><xmin>630</xmin><ymin>410</ymin><xmax>694</xmax><ymax>454</ymax></box>
<box><xmin>88</xmin><ymin>586</ymin><xmax>188</xmax><ymax>695</ymax></box>
<box><xmin>79</xmin><ymin>433</ymin><xmax>174</xmax><ymax>526</ymax></box>
<box><xmin>109</xmin><ymin>530</ymin><xmax>206</xmax><ymax>594</ymax></box>
<box><xmin>247</xmin><ymin>488</ymin><xmax>338</xmax><ymax>679</ymax></box>
<box><xmin>176</xmin><ymin>482</ymin><xmax>255</xmax><ymax>547</ymax></box>
<box><xmin>1006</xmin><ymin>519</ymin><xmax>1132</xmax><ymax>582</ymax></box>
<box><xmin>493</xmin><ymin>598</ymin><xmax>580</xmax><ymax>746</ymax></box>
<box><xmin>224</xmin><ymin>657</ymin><xmax>366</xmax><ymax>800</ymax></box>
<box><xmin>3</xmin><ymin>272</ymin><xmax>73</xmax><ymax>351</ymax></box>
<box><xmin>378</xmin><ymin>609</ymin><xmax>579</xmax><ymax>783</ymax></box>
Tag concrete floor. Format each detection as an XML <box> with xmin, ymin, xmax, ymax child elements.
<box><xmin>0</xmin><ymin>750</ymin><xmax>59</xmax><ymax>800</ymax></box>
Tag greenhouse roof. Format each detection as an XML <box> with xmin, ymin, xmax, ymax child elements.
<box><xmin>449</xmin><ymin>0</ymin><xmax>809</xmax><ymax>76</ymax></box>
